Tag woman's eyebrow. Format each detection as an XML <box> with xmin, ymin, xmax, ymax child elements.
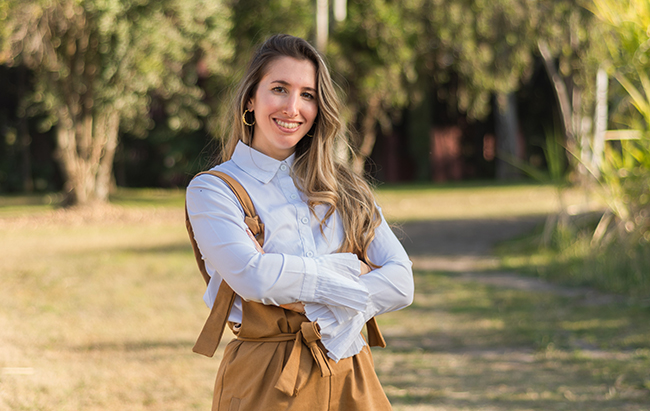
<box><xmin>271</xmin><ymin>80</ymin><xmax>316</xmax><ymax>93</ymax></box>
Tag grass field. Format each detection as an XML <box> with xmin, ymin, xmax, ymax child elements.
<box><xmin>1</xmin><ymin>184</ymin><xmax>648</xmax><ymax>410</ymax></box>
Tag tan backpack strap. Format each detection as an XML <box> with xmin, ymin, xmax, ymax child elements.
<box><xmin>192</xmin><ymin>281</ymin><xmax>237</xmax><ymax>356</ymax></box>
<box><xmin>185</xmin><ymin>170</ymin><xmax>266</xmax><ymax>285</ymax></box>
<box><xmin>185</xmin><ymin>206</ymin><xmax>212</xmax><ymax>285</ymax></box>
<box><xmin>185</xmin><ymin>170</ymin><xmax>265</xmax><ymax>357</ymax></box>
<box><xmin>202</xmin><ymin>170</ymin><xmax>265</xmax><ymax>246</ymax></box>
<box><xmin>365</xmin><ymin>317</ymin><xmax>386</xmax><ymax>348</ymax></box>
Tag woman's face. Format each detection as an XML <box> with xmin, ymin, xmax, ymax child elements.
<box><xmin>247</xmin><ymin>56</ymin><xmax>318</xmax><ymax>161</ymax></box>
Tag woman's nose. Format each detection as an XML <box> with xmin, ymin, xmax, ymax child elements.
<box><xmin>283</xmin><ymin>93</ymin><xmax>299</xmax><ymax>117</ymax></box>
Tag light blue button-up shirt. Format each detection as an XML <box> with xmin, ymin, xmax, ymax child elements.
<box><xmin>186</xmin><ymin>141</ymin><xmax>413</xmax><ymax>361</ymax></box>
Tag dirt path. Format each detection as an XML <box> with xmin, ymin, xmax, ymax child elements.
<box><xmin>397</xmin><ymin>217</ymin><xmax>544</xmax><ymax>259</ymax></box>
<box><xmin>397</xmin><ymin>217</ymin><xmax>621</xmax><ymax>305</ymax></box>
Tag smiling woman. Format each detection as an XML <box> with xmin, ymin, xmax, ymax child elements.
<box><xmin>185</xmin><ymin>34</ymin><xmax>414</xmax><ymax>411</ymax></box>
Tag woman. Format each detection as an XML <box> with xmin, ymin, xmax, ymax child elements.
<box><xmin>186</xmin><ymin>34</ymin><xmax>413</xmax><ymax>410</ymax></box>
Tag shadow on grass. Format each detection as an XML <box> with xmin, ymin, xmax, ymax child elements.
<box><xmin>375</xmin><ymin>270</ymin><xmax>650</xmax><ymax>410</ymax></box>
<box><xmin>395</xmin><ymin>217</ymin><xmax>545</xmax><ymax>257</ymax></box>
<box><xmin>72</xmin><ymin>339</ymin><xmax>196</xmax><ymax>352</ymax></box>
<box><xmin>60</xmin><ymin>242</ymin><xmax>193</xmax><ymax>258</ymax></box>
<box><xmin>116</xmin><ymin>242</ymin><xmax>192</xmax><ymax>255</ymax></box>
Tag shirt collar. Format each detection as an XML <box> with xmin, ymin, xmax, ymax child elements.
<box><xmin>231</xmin><ymin>140</ymin><xmax>296</xmax><ymax>184</ymax></box>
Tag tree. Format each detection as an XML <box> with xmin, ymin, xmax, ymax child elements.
<box><xmin>587</xmin><ymin>0</ymin><xmax>650</xmax><ymax>246</ymax></box>
<box><xmin>329</xmin><ymin>0</ymin><xmax>420</xmax><ymax>174</ymax></box>
<box><xmin>0</xmin><ymin>0</ymin><xmax>231</xmax><ymax>205</ymax></box>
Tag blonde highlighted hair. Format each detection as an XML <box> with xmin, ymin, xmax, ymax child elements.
<box><xmin>221</xmin><ymin>34</ymin><xmax>381</xmax><ymax>265</ymax></box>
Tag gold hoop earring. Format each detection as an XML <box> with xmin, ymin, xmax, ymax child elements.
<box><xmin>242</xmin><ymin>109</ymin><xmax>255</xmax><ymax>126</ymax></box>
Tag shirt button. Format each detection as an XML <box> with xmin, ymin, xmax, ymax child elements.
<box><xmin>290</xmin><ymin>194</ymin><xmax>298</xmax><ymax>200</ymax></box>
<box><xmin>301</xmin><ymin>217</ymin><xmax>309</xmax><ymax>225</ymax></box>
<box><xmin>280</xmin><ymin>164</ymin><xmax>287</xmax><ymax>171</ymax></box>
<box><xmin>306</xmin><ymin>251</ymin><xmax>314</xmax><ymax>258</ymax></box>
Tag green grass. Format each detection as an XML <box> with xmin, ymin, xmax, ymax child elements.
<box><xmin>496</xmin><ymin>219</ymin><xmax>650</xmax><ymax>301</ymax></box>
<box><xmin>1</xmin><ymin>185</ymin><xmax>647</xmax><ymax>410</ymax></box>
<box><xmin>378</xmin><ymin>271</ymin><xmax>650</xmax><ymax>410</ymax></box>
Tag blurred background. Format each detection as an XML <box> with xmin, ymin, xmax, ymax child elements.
<box><xmin>0</xmin><ymin>0</ymin><xmax>646</xmax><ymax>194</ymax></box>
<box><xmin>1</xmin><ymin>1</ymin><xmax>649</xmax><ymax>410</ymax></box>
<box><xmin>1</xmin><ymin>0</ymin><xmax>648</xmax><ymax>288</ymax></box>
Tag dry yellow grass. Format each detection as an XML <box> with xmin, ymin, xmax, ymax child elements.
<box><xmin>0</xmin><ymin>206</ymin><xmax>226</xmax><ymax>410</ymax></box>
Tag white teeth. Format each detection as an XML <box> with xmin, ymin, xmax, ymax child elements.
<box><xmin>276</xmin><ymin>119</ymin><xmax>300</xmax><ymax>129</ymax></box>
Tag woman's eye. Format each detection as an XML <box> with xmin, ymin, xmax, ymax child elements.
<box><xmin>272</xmin><ymin>86</ymin><xmax>287</xmax><ymax>93</ymax></box>
<box><xmin>302</xmin><ymin>92</ymin><xmax>315</xmax><ymax>100</ymax></box>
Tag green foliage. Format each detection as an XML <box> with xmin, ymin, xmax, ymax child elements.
<box><xmin>0</xmin><ymin>0</ymin><xmax>628</xmax><ymax>193</ymax></box>
<box><xmin>508</xmin><ymin>0</ymin><xmax>650</xmax><ymax>299</ymax></box>
<box><xmin>329</xmin><ymin>0</ymin><xmax>420</xmax><ymax>137</ymax></box>
<box><xmin>0</xmin><ymin>0</ymin><xmax>232</xmax><ymax>134</ymax></box>
<box><xmin>420</xmin><ymin>0</ymin><xmax>538</xmax><ymax>118</ymax></box>
<box><xmin>501</xmin><ymin>218</ymin><xmax>650</xmax><ymax>299</ymax></box>
<box><xmin>587</xmin><ymin>0</ymin><xmax>650</xmax><ymax>246</ymax></box>
<box><xmin>0</xmin><ymin>0</ymin><xmax>232</xmax><ymax>203</ymax></box>
<box><xmin>228</xmin><ymin>0</ymin><xmax>314</xmax><ymax>69</ymax></box>
<box><xmin>505</xmin><ymin>128</ymin><xmax>568</xmax><ymax>187</ymax></box>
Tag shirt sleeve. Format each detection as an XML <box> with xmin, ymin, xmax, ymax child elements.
<box><xmin>359</xmin><ymin>209</ymin><xmax>415</xmax><ymax>319</ymax></box>
<box><xmin>186</xmin><ymin>174</ymin><xmax>370</xmax><ymax>310</ymax></box>
<box><xmin>305</xmin><ymin>207</ymin><xmax>414</xmax><ymax>361</ymax></box>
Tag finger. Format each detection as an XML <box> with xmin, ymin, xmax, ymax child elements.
<box><xmin>246</xmin><ymin>228</ymin><xmax>264</xmax><ymax>253</ymax></box>
<box><xmin>280</xmin><ymin>302</ymin><xmax>305</xmax><ymax>313</ymax></box>
<box><xmin>360</xmin><ymin>261</ymin><xmax>371</xmax><ymax>275</ymax></box>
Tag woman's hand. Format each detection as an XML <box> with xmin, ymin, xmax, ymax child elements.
<box><xmin>246</xmin><ymin>229</ymin><xmax>265</xmax><ymax>254</ymax></box>
<box><xmin>280</xmin><ymin>302</ymin><xmax>306</xmax><ymax>314</ymax></box>
<box><xmin>360</xmin><ymin>261</ymin><xmax>372</xmax><ymax>275</ymax></box>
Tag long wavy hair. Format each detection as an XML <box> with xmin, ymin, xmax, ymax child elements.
<box><xmin>220</xmin><ymin>34</ymin><xmax>381</xmax><ymax>265</ymax></box>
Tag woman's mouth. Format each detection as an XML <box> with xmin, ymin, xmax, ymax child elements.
<box><xmin>275</xmin><ymin>119</ymin><xmax>301</xmax><ymax>130</ymax></box>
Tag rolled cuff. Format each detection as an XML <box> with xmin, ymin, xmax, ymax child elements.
<box><xmin>304</xmin><ymin>303</ymin><xmax>368</xmax><ymax>362</ymax></box>
<box><xmin>299</xmin><ymin>256</ymin><xmax>369</xmax><ymax>311</ymax></box>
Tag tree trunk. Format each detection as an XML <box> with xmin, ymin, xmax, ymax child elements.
<box><xmin>94</xmin><ymin>110</ymin><xmax>120</xmax><ymax>202</ymax></box>
<box><xmin>407</xmin><ymin>90</ymin><xmax>433</xmax><ymax>181</ymax></box>
<box><xmin>55</xmin><ymin>105</ymin><xmax>119</xmax><ymax>206</ymax></box>
<box><xmin>592</xmin><ymin>67</ymin><xmax>608</xmax><ymax>177</ymax></box>
<box><xmin>352</xmin><ymin>97</ymin><xmax>380</xmax><ymax>175</ymax></box>
<box><xmin>495</xmin><ymin>91</ymin><xmax>521</xmax><ymax>180</ymax></box>
<box><xmin>538</xmin><ymin>40</ymin><xmax>575</xmax><ymax>148</ymax></box>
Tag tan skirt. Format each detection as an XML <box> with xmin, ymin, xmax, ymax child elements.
<box><xmin>211</xmin><ymin>301</ymin><xmax>392</xmax><ymax>411</ymax></box>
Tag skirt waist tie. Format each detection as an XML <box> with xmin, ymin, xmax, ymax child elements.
<box><xmin>236</xmin><ymin>321</ymin><xmax>332</xmax><ymax>397</ymax></box>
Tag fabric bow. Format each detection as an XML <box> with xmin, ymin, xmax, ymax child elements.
<box><xmin>274</xmin><ymin>321</ymin><xmax>332</xmax><ymax>396</ymax></box>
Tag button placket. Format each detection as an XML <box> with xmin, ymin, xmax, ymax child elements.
<box><xmin>295</xmin><ymin>199</ymin><xmax>316</xmax><ymax>259</ymax></box>
<box><xmin>279</xmin><ymin>166</ymin><xmax>317</xmax><ymax>260</ymax></box>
